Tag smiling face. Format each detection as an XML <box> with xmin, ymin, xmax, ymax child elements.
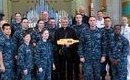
<box><xmin>121</xmin><ymin>16</ymin><xmax>128</xmax><ymax>26</ymax></box>
<box><xmin>42</xmin><ymin>30</ymin><xmax>49</xmax><ymax>40</ymax></box>
<box><xmin>37</xmin><ymin>20</ymin><xmax>44</xmax><ymax>29</ymax></box>
<box><xmin>97</xmin><ymin>11</ymin><xmax>104</xmax><ymax>19</ymax></box>
<box><xmin>49</xmin><ymin>19</ymin><xmax>56</xmax><ymax>27</ymax></box>
<box><xmin>21</xmin><ymin>18</ymin><xmax>29</xmax><ymax>29</ymax></box>
<box><xmin>23</xmin><ymin>34</ymin><xmax>31</xmax><ymax>44</ymax></box>
<box><xmin>61</xmin><ymin>17</ymin><xmax>69</xmax><ymax>28</ymax></box>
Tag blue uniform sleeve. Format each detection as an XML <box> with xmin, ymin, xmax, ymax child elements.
<box><xmin>34</xmin><ymin>44</ymin><xmax>42</xmax><ymax>68</ymax></box>
<box><xmin>18</xmin><ymin>46</ymin><xmax>26</xmax><ymax>70</ymax></box>
<box><xmin>50</xmin><ymin>43</ymin><xmax>54</xmax><ymax>63</ymax></box>
<box><xmin>78</xmin><ymin>32</ymin><xmax>84</xmax><ymax>58</ymax></box>
<box><xmin>121</xmin><ymin>38</ymin><xmax>129</xmax><ymax>60</ymax></box>
<box><xmin>12</xmin><ymin>31</ymin><xmax>19</xmax><ymax>49</ymax></box>
<box><xmin>31</xmin><ymin>31</ymin><xmax>37</xmax><ymax>43</ymax></box>
<box><xmin>0</xmin><ymin>36</ymin><xmax>5</xmax><ymax>53</ymax></box>
<box><xmin>12</xmin><ymin>40</ymin><xmax>17</xmax><ymax>55</ymax></box>
<box><xmin>101</xmin><ymin>36</ymin><xmax>107</xmax><ymax>56</ymax></box>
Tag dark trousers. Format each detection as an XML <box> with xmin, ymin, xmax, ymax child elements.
<box><xmin>58</xmin><ymin>54</ymin><xmax>73</xmax><ymax>80</ymax></box>
<box><xmin>101</xmin><ymin>56</ymin><xmax>112</xmax><ymax>80</ymax></box>
<box><xmin>52</xmin><ymin>51</ymin><xmax>60</xmax><ymax>80</ymax></box>
<box><xmin>73</xmin><ymin>55</ymin><xmax>80</xmax><ymax>80</ymax></box>
<box><xmin>52</xmin><ymin>69</ymin><xmax>59</xmax><ymax>80</ymax></box>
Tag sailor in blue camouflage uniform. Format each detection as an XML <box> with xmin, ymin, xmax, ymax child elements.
<box><xmin>71</xmin><ymin>13</ymin><xmax>88</xmax><ymax>80</ymax></box>
<box><xmin>18</xmin><ymin>32</ymin><xmax>33</xmax><ymax>80</ymax></box>
<box><xmin>13</xmin><ymin>18</ymin><xmax>33</xmax><ymax>80</ymax></box>
<box><xmin>46</xmin><ymin>18</ymin><xmax>59</xmax><ymax>80</ymax></box>
<box><xmin>100</xmin><ymin>17</ymin><xmax>114</xmax><ymax>80</ymax></box>
<box><xmin>0</xmin><ymin>23</ymin><xmax>16</xmax><ymax>80</ymax></box>
<box><xmin>47</xmin><ymin>18</ymin><xmax>58</xmax><ymax>42</ymax></box>
<box><xmin>31</xmin><ymin>19</ymin><xmax>46</xmax><ymax>80</ymax></box>
<box><xmin>110</xmin><ymin>24</ymin><xmax>129</xmax><ymax>80</ymax></box>
<box><xmin>34</xmin><ymin>29</ymin><xmax>55</xmax><ymax>80</ymax></box>
<box><xmin>71</xmin><ymin>13</ymin><xmax>88</xmax><ymax>37</ymax></box>
<box><xmin>13</xmin><ymin>18</ymin><xmax>33</xmax><ymax>48</ymax></box>
<box><xmin>31</xmin><ymin>19</ymin><xmax>45</xmax><ymax>46</ymax></box>
<box><xmin>78</xmin><ymin>16</ymin><xmax>102</xmax><ymax>80</ymax></box>
<box><xmin>10</xmin><ymin>13</ymin><xmax>22</xmax><ymax>36</ymax></box>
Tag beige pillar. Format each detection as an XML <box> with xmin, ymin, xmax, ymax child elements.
<box><xmin>3</xmin><ymin>0</ymin><xmax>12</xmax><ymax>22</ymax></box>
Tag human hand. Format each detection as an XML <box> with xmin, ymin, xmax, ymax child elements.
<box><xmin>80</xmin><ymin>57</ymin><xmax>85</xmax><ymax>63</ymax></box>
<box><xmin>101</xmin><ymin>56</ymin><xmax>106</xmax><ymax>63</ymax></box>
<box><xmin>23</xmin><ymin>69</ymin><xmax>28</xmax><ymax>75</ymax></box>
<box><xmin>39</xmin><ymin>67</ymin><xmax>43</xmax><ymax>73</ymax></box>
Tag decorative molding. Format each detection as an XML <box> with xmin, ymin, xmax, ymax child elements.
<box><xmin>64</xmin><ymin>0</ymin><xmax>73</xmax><ymax>2</ymax></box>
<box><xmin>26</xmin><ymin>0</ymin><xmax>39</xmax><ymax>3</ymax></box>
<box><xmin>10</xmin><ymin>0</ymin><xmax>19</xmax><ymax>2</ymax></box>
<box><xmin>45</xmin><ymin>0</ymin><xmax>57</xmax><ymax>3</ymax></box>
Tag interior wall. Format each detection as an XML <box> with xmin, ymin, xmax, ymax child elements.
<box><xmin>122</xmin><ymin>0</ymin><xmax>130</xmax><ymax>23</ymax></box>
<box><xmin>11</xmin><ymin>0</ymin><xmax>38</xmax><ymax>16</ymax></box>
<box><xmin>48</xmin><ymin>0</ymin><xmax>72</xmax><ymax>15</ymax></box>
<box><xmin>3</xmin><ymin>0</ymin><xmax>12</xmax><ymax>22</ymax></box>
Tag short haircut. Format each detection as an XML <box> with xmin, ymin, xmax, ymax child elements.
<box><xmin>61</xmin><ymin>16</ymin><xmax>68</xmax><ymax>21</ymax></box>
<box><xmin>114</xmin><ymin>24</ymin><xmax>121</xmax><ymax>29</ymax></box>
<box><xmin>75</xmin><ymin>13</ymin><xmax>82</xmax><ymax>16</ymax></box>
<box><xmin>15</xmin><ymin>12</ymin><xmax>21</xmax><ymax>16</ymax></box>
<box><xmin>2</xmin><ymin>23</ymin><xmax>11</xmax><ymax>30</ymax></box>
<box><xmin>98</xmin><ymin>10</ymin><xmax>103</xmax><ymax>13</ymax></box>
<box><xmin>104</xmin><ymin>17</ymin><xmax>111</xmax><ymax>20</ymax></box>
<box><xmin>41</xmin><ymin>28</ymin><xmax>49</xmax><ymax>35</ymax></box>
<box><xmin>89</xmin><ymin>16</ymin><xmax>96</xmax><ymax>20</ymax></box>
<box><xmin>48</xmin><ymin>17</ymin><xmax>55</xmax><ymax>21</ymax></box>
<box><xmin>22</xmin><ymin>30</ymin><xmax>31</xmax><ymax>38</ymax></box>
<box><xmin>21</xmin><ymin>18</ymin><xmax>28</xmax><ymax>23</ymax></box>
<box><xmin>49</xmin><ymin>17</ymin><xmax>55</xmax><ymax>20</ymax></box>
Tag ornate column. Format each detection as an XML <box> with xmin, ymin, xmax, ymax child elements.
<box><xmin>3</xmin><ymin>0</ymin><xmax>12</xmax><ymax>21</ymax></box>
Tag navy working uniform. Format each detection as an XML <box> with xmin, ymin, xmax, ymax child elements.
<box><xmin>71</xmin><ymin>23</ymin><xmax>87</xmax><ymax>80</ymax></box>
<box><xmin>47</xmin><ymin>26</ymin><xmax>59</xmax><ymax>80</ymax></box>
<box><xmin>31</xmin><ymin>27</ymin><xmax>42</xmax><ymax>44</ymax></box>
<box><xmin>0</xmin><ymin>35</ymin><xmax>16</xmax><ymax>80</ymax></box>
<box><xmin>78</xmin><ymin>28</ymin><xmax>102</xmax><ymax>80</ymax></box>
<box><xmin>18</xmin><ymin>43</ymin><xmax>33</xmax><ymax>80</ymax></box>
<box><xmin>110</xmin><ymin>35</ymin><xmax>129</xmax><ymax>80</ymax></box>
<box><xmin>13</xmin><ymin>28</ymin><xmax>33</xmax><ymax>80</ymax></box>
<box><xmin>35</xmin><ymin>40</ymin><xmax>53</xmax><ymax>80</ymax></box>
<box><xmin>101</xmin><ymin>27</ymin><xmax>114</xmax><ymax>79</ymax></box>
<box><xmin>13</xmin><ymin>28</ymin><xmax>33</xmax><ymax>48</ymax></box>
<box><xmin>11</xmin><ymin>21</ymin><xmax>21</xmax><ymax>36</ymax></box>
